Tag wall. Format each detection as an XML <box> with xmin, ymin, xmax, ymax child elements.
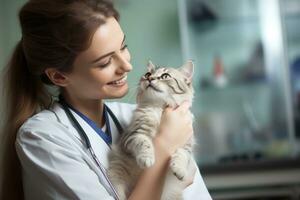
<box><xmin>0</xmin><ymin>0</ymin><xmax>25</xmax><ymax>131</ymax></box>
<box><xmin>114</xmin><ymin>0</ymin><xmax>182</xmax><ymax>103</ymax></box>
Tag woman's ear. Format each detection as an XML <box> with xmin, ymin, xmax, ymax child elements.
<box><xmin>44</xmin><ymin>68</ymin><xmax>69</xmax><ymax>87</ymax></box>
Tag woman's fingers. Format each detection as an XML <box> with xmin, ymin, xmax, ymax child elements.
<box><xmin>158</xmin><ymin>100</ymin><xmax>193</xmax><ymax>153</ymax></box>
<box><xmin>175</xmin><ymin>101</ymin><xmax>191</xmax><ymax>114</ymax></box>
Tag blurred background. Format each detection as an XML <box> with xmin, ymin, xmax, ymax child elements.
<box><xmin>1</xmin><ymin>0</ymin><xmax>300</xmax><ymax>199</ymax></box>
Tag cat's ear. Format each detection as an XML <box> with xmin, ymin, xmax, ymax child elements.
<box><xmin>147</xmin><ymin>60</ymin><xmax>156</xmax><ymax>72</ymax></box>
<box><xmin>179</xmin><ymin>60</ymin><xmax>194</xmax><ymax>84</ymax></box>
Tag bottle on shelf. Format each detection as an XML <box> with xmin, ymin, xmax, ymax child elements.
<box><xmin>213</xmin><ymin>54</ymin><xmax>228</xmax><ymax>88</ymax></box>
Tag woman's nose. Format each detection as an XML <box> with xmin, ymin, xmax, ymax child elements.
<box><xmin>116</xmin><ymin>54</ymin><xmax>132</xmax><ymax>73</ymax></box>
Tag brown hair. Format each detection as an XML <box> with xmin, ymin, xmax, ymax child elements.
<box><xmin>0</xmin><ymin>0</ymin><xmax>119</xmax><ymax>199</ymax></box>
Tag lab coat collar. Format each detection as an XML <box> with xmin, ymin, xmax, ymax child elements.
<box><xmin>51</xmin><ymin>102</ymin><xmax>118</xmax><ymax>168</ymax></box>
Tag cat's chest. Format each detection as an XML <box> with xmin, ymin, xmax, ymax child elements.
<box><xmin>136</xmin><ymin>107</ymin><xmax>162</xmax><ymax>127</ymax></box>
<box><xmin>149</xmin><ymin>110</ymin><xmax>162</xmax><ymax>126</ymax></box>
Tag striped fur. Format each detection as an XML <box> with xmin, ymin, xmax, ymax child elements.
<box><xmin>108</xmin><ymin>61</ymin><xmax>194</xmax><ymax>200</ymax></box>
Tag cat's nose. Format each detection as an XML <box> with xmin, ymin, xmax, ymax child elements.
<box><xmin>147</xmin><ymin>77</ymin><xmax>155</xmax><ymax>82</ymax></box>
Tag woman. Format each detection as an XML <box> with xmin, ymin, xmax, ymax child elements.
<box><xmin>0</xmin><ymin>0</ymin><xmax>212</xmax><ymax>199</ymax></box>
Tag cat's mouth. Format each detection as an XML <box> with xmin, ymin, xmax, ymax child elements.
<box><xmin>146</xmin><ymin>84</ymin><xmax>162</xmax><ymax>92</ymax></box>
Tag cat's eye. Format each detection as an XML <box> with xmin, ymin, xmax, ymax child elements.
<box><xmin>161</xmin><ymin>73</ymin><xmax>171</xmax><ymax>79</ymax></box>
<box><xmin>144</xmin><ymin>72</ymin><xmax>151</xmax><ymax>79</ymax></box>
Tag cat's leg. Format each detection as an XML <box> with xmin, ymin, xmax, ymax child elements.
<box><xmin>108</xmin><ymin>170</ymin><xmax>128</xmax><ymax>200</ymax></box>
<box><xmin>125</xmin><ymin>134</ymin><xmax>155</xmax><ymax>168</ymax></box>
<box><xmin>162</xmin><ymin>190</ymin><xmax>184</xmax><ymax>200</ymax></box>
<box><xmin>108</xmin><ymin>168</ymin><xmax>128</xmax><ymax>200</ymax></box>
<box><xmin>107</xmin><ymin>148</ymin><xmax>131</xmax><ymax>200</ymax></box>
<box><xmin>112</xmin><ymin>183</ymin><xmax>127</xmax><ymax>200</ymax></box>
<box><xmin>170</xmin><ymin>141</ymin><xmax>193</xmax><ymax>180</ymax></box>
<box><xmin>174</xmin><ymin>194</ymin><xmax>184</xmax><ymax>200</ymax></box>
<box><xmin>162</xmin><ymin>196</ymin><xmax>183</xmax><ymax>200</ymax></box>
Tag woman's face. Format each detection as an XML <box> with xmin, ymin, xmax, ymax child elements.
<box><xmin>65</xmin><ymin>17</ymin><xmax>132</xmax><ymax>100</ymax></box>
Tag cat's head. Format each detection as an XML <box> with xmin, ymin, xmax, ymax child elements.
<box><xmin>136</xmin><ymin>60</ymin><xmax>194</xmax><ymax>108</ymax></box>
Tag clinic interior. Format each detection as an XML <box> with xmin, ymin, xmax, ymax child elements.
<box><xmin>1</xmin><ymin>0</ymin><xmax>300</xmax><ymax>199</ymax></box>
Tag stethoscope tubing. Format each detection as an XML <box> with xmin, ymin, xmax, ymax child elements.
<box><xmin>59</xmin><ymin>97</ymin><xmax>120</xmax><ymax>200</ymax></box>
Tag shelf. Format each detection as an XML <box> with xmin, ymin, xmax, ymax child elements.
<box><xmin>201</xmin><ymin>158</ymin><xmax>300</xmax><ymax>191</ymax></box>
<box><xmin>192</xmin><ymin>79</ymin><xmax>270</xmax><ymax>114</ymax></box>
<box><xmin>199</xmin><ymin>78</ymin><xmax>268</xmax><ymax>92</ymax></box>
<box><xmin>179</xmin><ymin>0</ymin><xmax>300</xmax><ymax>167</ymax></box>
<box><xmin>200</xmin><ymin>157</ymin><xmax>300</xmax><ymax>175</ymax></box>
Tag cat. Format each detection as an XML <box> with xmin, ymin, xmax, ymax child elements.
<box><xmin>108</xmin><ymin>60</ymin><xmax>195</xmax><ymax>200</ymax></box>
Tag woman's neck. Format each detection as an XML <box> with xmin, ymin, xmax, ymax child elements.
<box><xmin>62</xmin><ymin>93</ymin><xmax>105</xmax><ymax>128</ymax></box>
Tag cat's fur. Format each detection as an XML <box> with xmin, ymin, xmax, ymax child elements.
<box><xmin>108</xmin><ymin>61</ymin><xmax>195</xmax><ymax>200</ymax></box>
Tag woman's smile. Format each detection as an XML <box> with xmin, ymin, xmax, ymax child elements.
<box><xmin>63</xmin><ymin>17</ymin><xmax>132</xmax><ymax>99</ymax></box>
<box><xmin>107</xmin><ymin>75</ymin><xmax>128</xmax><ymax>87</ymax></box>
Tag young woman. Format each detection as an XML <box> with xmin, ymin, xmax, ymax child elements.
<box><xmin>0</xmin><ymin>0</ymin><xmax>212</xmax><ymax>199</ymax></box>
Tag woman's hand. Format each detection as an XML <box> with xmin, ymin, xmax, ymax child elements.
<box><xmin>155</xmin><ymin>101</ymin><xmax>193</xmax><ymax>156</ymax></box>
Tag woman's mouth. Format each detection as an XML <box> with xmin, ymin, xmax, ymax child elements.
<box><xmin>107</xmin><ymin>75</ymin><xmax>127</xmax><ymax>86</ymax></box>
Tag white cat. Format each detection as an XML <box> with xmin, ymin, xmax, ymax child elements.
<box><xmin>108</xmin><ymin>60</ymin><xmax>195</xmax><ymax>200</ymax></box>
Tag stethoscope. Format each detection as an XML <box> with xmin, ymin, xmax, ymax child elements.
<box><xmin>58</xmin><ymin>95</ymin><xmax>122</xmax><ymax>200</ymax></box>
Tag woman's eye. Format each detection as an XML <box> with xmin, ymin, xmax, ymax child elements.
<box><xmin>161</xmin><ymin>73</ymin><xmax>171</xmax><ymax>79</ymax></box>
<box><xmin>144</xmin><ymin>72</ymin><xmax>151</xmax><ymax>78</ymax></box>
<box><xmin>99</xmin><ymin>59</ymin><xmax>111</xmax><ymax>68</ymax></box>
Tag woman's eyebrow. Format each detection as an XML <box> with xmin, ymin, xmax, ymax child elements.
<box><xmin>90</xmin><ymin>35</ymin><xmax>126</xmax><ymax>64</ymax></box>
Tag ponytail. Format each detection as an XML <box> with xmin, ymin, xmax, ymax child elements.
<box><xmin>0</xmin><ymin>0</ymin><xmax>120</xmax><ymax>199</ymax></box>
<box><xmin>0</xmin><ymin>40</ymin><xmax>51</xmax><ymax>200</ymax></box>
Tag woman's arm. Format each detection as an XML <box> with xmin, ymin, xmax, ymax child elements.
<box><xmin>128</xmin><ymin>137</ymin><xmax>170</xmax><ymax>200</ymax></box>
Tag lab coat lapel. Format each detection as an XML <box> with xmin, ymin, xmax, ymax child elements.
<box><xmin>52</xmin><ymin>103</ymin><xmax>111</xmax><ymax>168</ymax></box>
<box><xmin>51</xmin><ymin>103</ymin><xmax>84</xmax><ymax>143</ymax></box>
<box><xmin>70</xmin><ymin>109</ymin><xmax>111</xmax><ymax>168</ymax></box>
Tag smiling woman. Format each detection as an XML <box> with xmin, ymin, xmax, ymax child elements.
<box><xmin>0</xmin><ymin>0</ymin><xmax>211</xmax><ymax>200</ymax></box>
<box><xmin>46</xmin><ymin>17</ymin><xmax>133</xmax><ymax>113</ymax></box>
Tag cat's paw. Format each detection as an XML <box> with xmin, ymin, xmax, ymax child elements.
<box><xmin>169</xmin><ymin>148</ymin><xmax>190</xmax><ymax>180</ymax></box>
<box><xmin>136</xmin><ymin>154</ymin><xmax>155</xmax><ymax>168</ymax></box>
<box><xmin>170</xmin><ymin>160</ymin><xmax>187</xmax><ymax>180</ymax></box>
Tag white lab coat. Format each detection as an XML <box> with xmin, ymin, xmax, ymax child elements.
<box><xmin>15</xmin><ymin>102</ymin><xmax>212</xmax><ymax>200</ymax></box>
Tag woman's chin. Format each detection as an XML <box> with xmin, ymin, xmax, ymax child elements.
<box><xmin>105</xmin><ymin>83</ymin><xmax>129</xmax><ymax>99</ymax></box>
